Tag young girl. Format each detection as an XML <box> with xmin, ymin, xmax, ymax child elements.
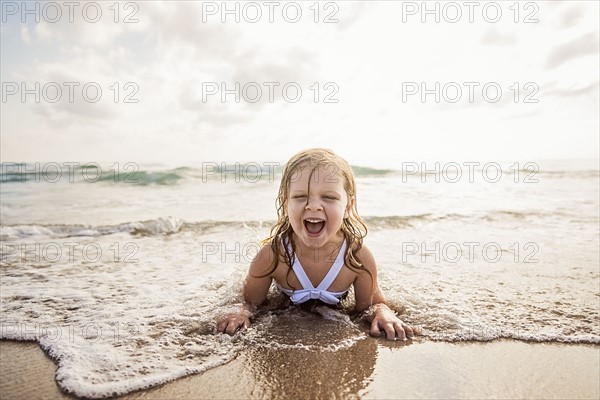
<box><xmin>217</xmin><ymin>148</ymin><xmax>415</xmax><ymax>340</ymax></box>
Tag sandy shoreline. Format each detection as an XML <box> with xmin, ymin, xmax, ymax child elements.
<box><xmin>1</xmin><ymin>339</ymin><xmax>599</xmax><ymax>399</ymax></box>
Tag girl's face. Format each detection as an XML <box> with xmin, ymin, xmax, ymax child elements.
<box><xmin>286</xmin><ymin>165</ymin><xmax>353</xmax><ymax>250</ymax></box>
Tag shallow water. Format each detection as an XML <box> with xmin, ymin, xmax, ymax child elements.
<box><xmin>1</xmin><ymin>160</ymin><xmax>598</xmax><ymax>397</ymax></box>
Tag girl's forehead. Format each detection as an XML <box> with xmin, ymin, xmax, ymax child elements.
<box><xmin>288</xmin><ymin>165</ymin><xmax>345</xmax><ymax>186</ymax></box>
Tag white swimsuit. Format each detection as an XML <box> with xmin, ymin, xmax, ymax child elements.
<box><xmin>276</xmin><ymin>239</ymin><xmax>349</xmax><ymax>305</ymax></box>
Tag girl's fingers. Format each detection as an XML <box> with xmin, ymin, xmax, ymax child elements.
<box><xmin>219</xmin><ymin>314</ymin><xmax>413</xmax><ymax>339</ymax></box>
<box><xmin>217</xmin><ymin>319</ymin><xmax>230</xmax><ymax>333</ymax></box>
<box><xmin>403</xmin><ymin>324</ymin><xmax>414</xmax><ymax>338</ymax></box>
<box><xmin>217</xmin><ymin>316</ymin><xmax>251</xmax><ymax>335</ymax></box>
<box><xmin>225</xmin><ymin>320</ymin><xmax>239</xmax><ymax>335</ymax></box>
<box><xmin>383</xmin><ymin>322</ymin><xmax>397</xmax><ymax>340</ymax></box>
<box><xmin>371</xmin><ymin>318</ymin><xmax>413</xmax><ymax>340</ymax></box>
<box><xmin>370</xmin><ymin>319</ymin><xmax>382</xmax><ymax>337</ymax></box>
<box><xmin>393</xmin><ymin>322</ymin><xmax>406</xmax><ymax>340</ymax></box>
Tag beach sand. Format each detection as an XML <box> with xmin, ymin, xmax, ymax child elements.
<box><xmin>1</xmin><ymin>339</ymin><xmax>598</xmax><ymax>399</ymax></box>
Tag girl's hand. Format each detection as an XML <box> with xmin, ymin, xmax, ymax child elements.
<box><xmin>217</xmin><ymin>313</ymin><xmax>250</xmax><ymax>335</ymax></box>
<box><xmin>368</xmin><ymin>304</ymin><xmax>416</xmax><ymax>341</ymax></box>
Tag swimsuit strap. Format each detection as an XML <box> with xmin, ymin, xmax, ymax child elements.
<box><xmin>291</xmin><ymin>257</ymin><xmax>316</xmax><ymax>289</ymax></box>
<box><xmin>316</xmin><ymin>240</ymin><xmax>347</xmax><ymax>291</ymax></box>
<box><xmin>284</xmin><ymin>237</ymin><xmax>347</xmax><ymax>291</ymax></box>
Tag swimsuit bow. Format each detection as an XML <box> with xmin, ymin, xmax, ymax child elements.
<box><xmin>289</xmin><ymin>289</ymin><xmax>341</xmax><ymax>305</ymax></box>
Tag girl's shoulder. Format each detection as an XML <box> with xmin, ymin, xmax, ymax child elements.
<box><xmin>348</xmin><ymin>238</ymin><xmax>372</xmax><ymax>255</ymax></box>
<box><xmin>248</xmin><ymin>240</ymin><xmax>279</xmax><ymax>277</ymax></box>
<box><xmin>348</xmin><ymin>240</ymin><xmax>377</xmax><ymax>273</ymax></box>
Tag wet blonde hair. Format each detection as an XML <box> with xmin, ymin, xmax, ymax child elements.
<box><xmin>259</xmin><ymin>148</ymin><xmax>370</xmax><ymax>289</ymax></box>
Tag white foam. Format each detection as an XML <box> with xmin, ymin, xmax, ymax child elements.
<box><xmin>0</xmin><ymin>229</ymin><xmax>245</xmax><ymax>398</ymax></box>
<box><xmin>2</xmin><ymin>167</ymin><xmax>599</xmax><ymax>396</ymax></box>
<box><xmin>0</xmin><ymin>217</ymin><xmax>183</xmax><ymax>241</ymax></box>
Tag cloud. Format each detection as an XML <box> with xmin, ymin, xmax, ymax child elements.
<box><xmin>545</xmin><ymin>32</ymin><xmax>600</xmax><ymax>69</ymax></box>
<box><xmin>30</xmin><ymin>7</ymin><xmax>130</xmax><ymax>48</ymax></box>
<box><xmin>20</xmin><ymin>25</ymin><xmax>31</xmax><ymax>44</ymax></box>
<box><xmin>30</xmin><ymin>98</ymin><xmax>114</xmax><ymax>129</ymax></box>
<box><xmin>337</xmin><ymin>2</ymin><xmax>368</xmax><ymax>31</ymax></box>
<box><xmin>3</xmin><ymin>1</ymin><xmax>599</xmax><ymax>163</ymax></box>
<box><xmin>558</xmin><ymin>6</ymin><xmax>585</xmax><ymax>29</ymax></box>
<box><xmin>504</xmin><ymin>109</ymin><xmax>542</xmax><ymax>120</ymax></box>
<box><xmin>178</xmin><ymin>80</ymin><xmax>255</xmax><ymax>128</ymax></box>
<box><xmin>481</xmin><ymin>29</ymin><xmax>517</xmax><ymax>46</ymax></box>
<box><xmin>543</xmin><ymin>81</ymin><xmax>599</xmax><ymax>98</ymax></box>
<box><xmin>231</xmin><ymin>47</ymin><xmax>316</xmax><ymax>83</ymax></box>
<box><xmin>142</xmin><ymin>2</ymin><xmax>239</xmax><ymax>60</ymax></box>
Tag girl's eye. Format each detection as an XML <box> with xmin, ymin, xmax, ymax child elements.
<box><xmin>323</xmin><ymin>196</ymin><xmax>338</xmax><ymax>200</ymax></box>
<box><xmin>292</xmin><ymin>195</ymin><xmax>306</xmax><ymax>199</ymax></box>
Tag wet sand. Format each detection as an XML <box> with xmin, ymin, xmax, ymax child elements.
<box><xmin>1</xmin><ymin>339</ymin><xmax>598</xmax><ymax>399</ymax></box>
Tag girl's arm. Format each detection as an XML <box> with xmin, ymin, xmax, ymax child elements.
<box><xmin>216</xmin><ymin>243</ymin><xmax>275</xmax><ymax>335</ymax></box>
<box><xmin>353</xmin><ymin>245</ymin><xmax>415</xmax><ymax>340</ymax></box>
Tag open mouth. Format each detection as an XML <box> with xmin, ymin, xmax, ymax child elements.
<box><xmin>304</xmin><ymin>218</ymin><xmax>325</xmax><ymax>236</ymax></box>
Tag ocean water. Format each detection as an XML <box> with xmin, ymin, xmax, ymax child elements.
<box><xmin>1</xmin><ymin>160</ymin><xmax>599</xmax><ymax>398</ymax></box>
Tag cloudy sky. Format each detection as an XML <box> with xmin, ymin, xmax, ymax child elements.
<box><xmin>1</xmin><ymin>0</ymin><xmax>598</xmax><ymax>168</ymax></box>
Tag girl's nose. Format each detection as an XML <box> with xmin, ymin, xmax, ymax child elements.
<box><xmin>305</xmin><ymin>196</ymin><xmax>323</xmax><ymax>211</ymax></box>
